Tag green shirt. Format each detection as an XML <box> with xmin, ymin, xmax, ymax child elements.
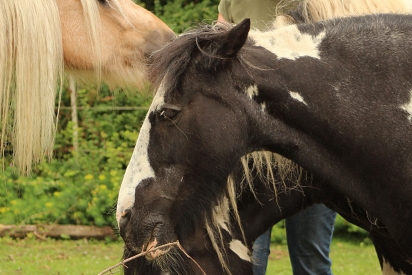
<box><xmin>218</xmin><ymin>0</ymin><xmax>283</xmax><ymax>30</ymax></box>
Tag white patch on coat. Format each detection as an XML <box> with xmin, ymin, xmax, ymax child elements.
<box><xmin>213</xmin><ymin>197</ymin><xmax>231</xmax><ymax>233</ymax></box>
<box><xmin>246</xmin><ymin>84</ymin><xmax>258</xmax><ymax>99</ymax></box>
<box><xmin>116</xmin><ymin>83</ymin><xmax>166</xmax><ymax>225</ymax></box>
<box><xmin>245</xmin><ymin>84</ymin><xmax>267</xmax><ymax>111</ymax></box>
<box><xmin>229</xmin><ymin>239</ymin><xmax>251</xmax><ymax>262</ymax></box>
<box><xmin>249</xmin><ymin>25</ymin><xmax>325</xmax><ymax>60</ymax></box>
<box><xmin>400</xmin><ymin>90</ymin><xmax>412</xmax><ymax>121</ymax></box>
<box><xmin>382</xmin><ymin>258</ymin><xmax>406</xmax><ymax>275</ymax></box>
<box><xmin>289</xmin><ymin>91</ymin><xmax>307</xmax><ymax>105</ymax></box>
<box><xmin>261</xmin><ymin>102</ymin><xmax>267</xmax><ymax>112</ymax></box>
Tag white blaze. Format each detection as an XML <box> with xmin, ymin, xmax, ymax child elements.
<box><xmin>116</xmin><ymin>84</ymin><xmax>166</xmax><ymax>225</ymax></box>
<box><xmin>249</xmin><ymin>25</ymin><xmax>325</xmax><ymax>60</ymax></box>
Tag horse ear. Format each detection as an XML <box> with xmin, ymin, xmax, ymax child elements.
<box><xmin>219</xmin><ymin>18</ymin><xmax>250</xmax><ymax>57</ymax></box>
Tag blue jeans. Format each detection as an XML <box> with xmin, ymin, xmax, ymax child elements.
<box><xmin>286</xmin><ymin>204</ymin><xmax>336</xmax><ymax>275</ymax></box>
<box><xmin>252</xmin><ymin>204</ymin><xmax>335</xmax><ymax>275</ymax></box>
<box><xmin>252</xmin><ymin>227</ymin><xmax>272</xmax><ymax>275</ymax></box>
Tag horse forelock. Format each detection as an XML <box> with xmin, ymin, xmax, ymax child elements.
<box><xmin>149</xmin><ymin>23</ymin><xmax>254</xmax><ymax>100</ymax></box>
<box><xmin>78</xmin><ymin>0</ymin><xmax>103</xmax><ymax>80</ymax></box>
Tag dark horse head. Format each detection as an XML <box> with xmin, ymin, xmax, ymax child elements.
<box><xmin>117</xmin><ymin>13</ymin><xmax>412</xmax><ymax>273</ymax></box>
<box><xmin>116</xmin><ymin>21</ymin><xmax>257</xmax><ymax>270</ymax></box>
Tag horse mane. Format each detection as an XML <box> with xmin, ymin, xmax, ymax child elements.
<box><xmin>275</xmin><ymin>0</ymin><xmax>412</xmax><ymax>26</ymax></box>
<box><xmin>0</xmin><ymin>0</ymin><xmax>125</xmax><ymax>174</ymax></box>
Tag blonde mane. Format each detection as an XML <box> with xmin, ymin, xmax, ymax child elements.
<box><xmin>299</xmin><ymin>0</ymin><xmax>411</xmax><ymax>22</ymax></box>
<box><xmin>0</xmin><ymin>0</ymin><xmax>63</xmax><ymax>174</ymax></box>
<box><xmin>275</xmin><ymin>0</ymin><xmax>412</xmax><ymax>26</ymax></box>
<box><xmin>79</xmin><ymin>0</ymin><xmax>102</xmax><ymax>81</ymax></box>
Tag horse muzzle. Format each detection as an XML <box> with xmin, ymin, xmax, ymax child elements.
<box><xmin>119</xmin><ymin>207</ymin><xmax>177</xmax><ymax>261</ymax></box>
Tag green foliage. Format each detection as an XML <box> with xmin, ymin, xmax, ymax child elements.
<box><xmin>333</xmin><ymin>214</ymin><xmax>369</xmax><ymax>238</ymax></box>
<box><xmin>135</xmin><ymin>0</ymin><xmax>220</xmax><ymax>33</ymax></box>
<box><xmin>271</xmin><ymin>220</ymin><xmax>287</xmax><ymax>245</ymax></box>
<box><xmin>0</xmin><ymin>85</ymin><xmax>152</xmax><ymax>227</ymax></box>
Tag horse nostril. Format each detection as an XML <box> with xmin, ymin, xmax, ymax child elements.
<box><xmin>119</xmin><ymin>208</ymin><xmax>131</xmax><ymax>237</ymax></box>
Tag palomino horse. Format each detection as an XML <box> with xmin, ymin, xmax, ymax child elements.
<box><xmin>0</xmin><ymin>0</ymin><xmax>174</xmax><ymax>174</ymax></box>
<box><xmin>117</xmin><ymin>14</ymin><xmax>412</xmax><ymax>274</ymax></box>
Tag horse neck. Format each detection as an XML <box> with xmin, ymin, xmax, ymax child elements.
<box><xmin>235</xmin><ymin>25</ymin><xmax>411</xmax><ymax>242</ymax></box>
<box><xmin>230</xmin><ymin>43</ymin><xmax>373</xmax><ymax>216</ymax></box>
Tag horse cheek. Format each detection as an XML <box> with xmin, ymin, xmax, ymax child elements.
<box><xmin>57</xmin><ymin>0</ymin><xmax>95</xmax><ymax>69</ymax></box>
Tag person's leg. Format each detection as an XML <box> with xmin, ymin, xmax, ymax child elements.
<box><xmin>286</xmin><ymin>204</ymin><xmax>336</xmax><ymax>275</ymax></box>
<box><xmin>252</xmin><ymin>227</ymin><xmax>272</xmax><ymax>275</ymax></box>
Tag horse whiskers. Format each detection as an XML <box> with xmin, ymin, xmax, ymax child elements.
<box><xmin>99</xmin><ymin>240</ymin><xmax>206</xmax><ymax>275</ymax></box>
<box><xmin>100</xmin><ymin>242</ymin><xmax>178</xmax><ymax>275</ymax></box>
<box><xmin>151</xmin><ymin>245</ymin><xmax>207</xmax><ymax>275</ymax></box>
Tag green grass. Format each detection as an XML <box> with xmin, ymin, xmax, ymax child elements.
<box><xmin>267</xmin><ymin>236</ymin><xmax>381</xmax><ymax>275</ymax></box>
<box><xmin>0</xmin><ymin>236</ymin><xmax>380</xmax><ymax>275</ymax></box>
<box><xmin>0</xmin><ymin>237</ymin><xmax>124</xmax><ymax>275</ymax></box>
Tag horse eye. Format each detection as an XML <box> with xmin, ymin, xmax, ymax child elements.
<box><xmin>97</xmin><ymin>0</ymin><xmax>108</xmax><ymax>4</ymax></box>
<box><xmin>157</xmin><ymin>108</ymin><xmax>179</xmax><ymax>121</ymax></box>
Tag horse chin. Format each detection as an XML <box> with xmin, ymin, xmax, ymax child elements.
<box><xmin>122</xmin><ymin>221</ymin><xmax>178</xmax><ymax>263</ymax></box>
<box><xmin>123</xmin><ymin>246</ymin><xmax>191</xmax><ymax>275</ymax></box>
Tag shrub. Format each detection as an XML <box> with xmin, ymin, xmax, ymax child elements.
<box><xmin>0</xmin><ymin>85</ymin><xmax>151</xmax><ymax>227</ymax></box>
<box><xmin>135</xmin><ymin>0</ymin><xmax>220</xmax><ymax>33</ymax></box>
